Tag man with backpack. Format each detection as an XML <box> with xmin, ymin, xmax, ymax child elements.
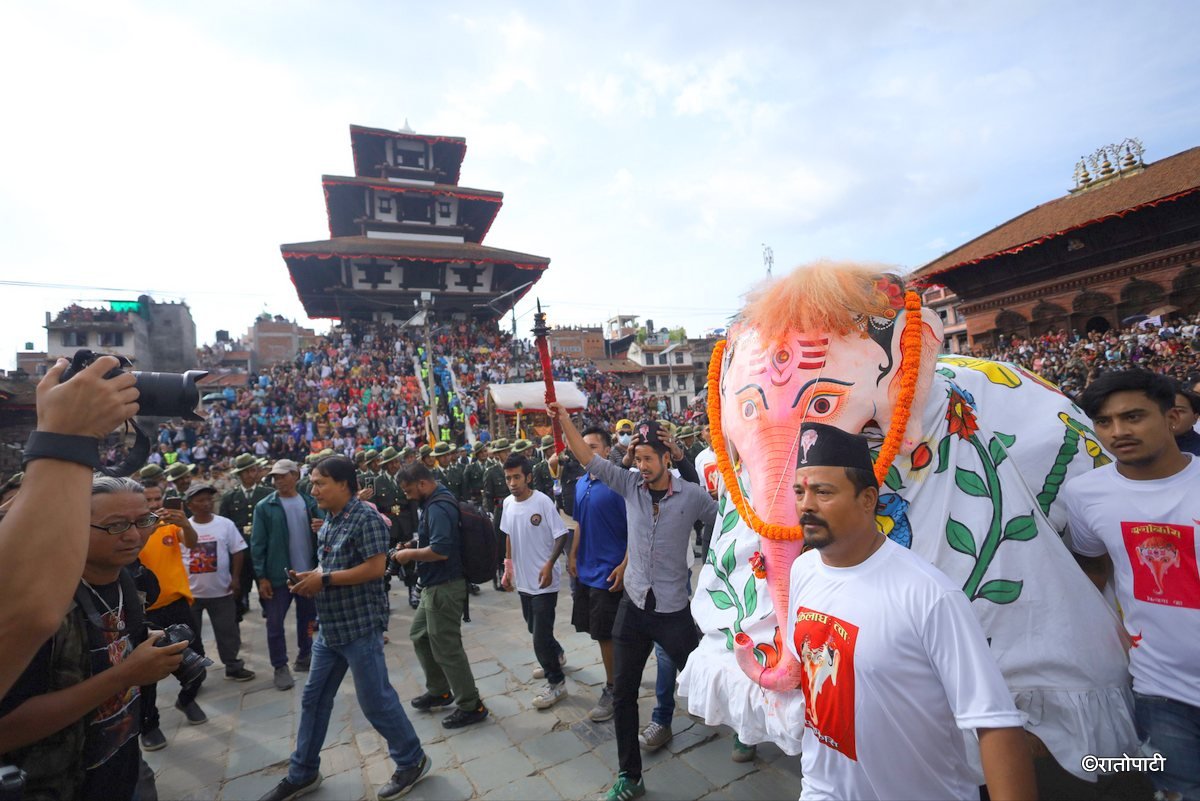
<box><xmin>392</xmin><ymin>462</ymin><xmax>489</xmax><ymax>729</ymax></box>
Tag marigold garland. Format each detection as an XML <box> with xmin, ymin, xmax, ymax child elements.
<box><xmin>708</xmin><ymin>289</ymin><xmax>924</xmax><ymax>542</ymax></box>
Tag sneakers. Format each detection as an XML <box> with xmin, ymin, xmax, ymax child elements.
<box><xmin>274</xmin><ymin>665</ymin><xmax>295</xmax><ymax>691</ymax></box>
<box><xmin>377</xmin><ymin>754</ymin><xmax>432</xmax><ymax>800</ymax></box>
<box><xmin>467</xmin><ymin>583</ymin><xmax>481</xmax><ymax>595</ymax></box>
<box><xmin>638</xmin><ymin>721</ymin><xmax>672</xmax><ymax>752</ymax></box>
<box><xmin>532</xmin><ymin>681</ymin><xmax>568</xmax><ymax>709</ymax></box>
<box><xmin>589</xmin><ymin>685</ymin><xmax>615</xmax><ymax>722</ymax></box>
<box><xmin>410</xmin><ymin>692</ymin><xmax>454</xmax><ymax>712</ymax></box>
<box><xmin>293</xmin><ymin>655</ymin><xmax>311</xmax><ymax>672</ymax></box>
<box><xmin>175</xmin><ymin>700</ymin><xmax>208</xmax><ymax>725</ymax></box>
<box><xmin>225</xmin><ymin>667</ymin><xmax>256</xmax><ymax>682</ymax></box>
<box><xmin>441</xmin><ymin>705</ymin><xmax>489</xmax><ymax>729</ymax></box>
<box><xmin>257</xmin><ymin>772</ymin><xmax>323</xmax><ymax>801</ymax></box>
<box><xmin>603</xmin><ymin>772</ymin><xmax>646</xmax><ymax>801</ymax></box>
<box><xmin>140</xmin><ymin>727</ymin><xmax>167</xmax><ymax>752</ymax></box>
<box><xmin>532</xmin><ymin>651</ymin><xmax>567</xmax><ymax>680</ymax></box>
<box><xmin>731</xmin><ymin>735</ymin><xmax>757</xmax><ymax>763</ymax></box>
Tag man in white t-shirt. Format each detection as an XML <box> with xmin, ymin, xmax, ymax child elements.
<box><xmin>1063</xmin><ymin>369</ymin><xmax>1200</xmax><ymax>801</ymax></box>
<box><xmin>183</xmin><ymin>484</ymin><xmax>255</xmax><ymax>682</ymax></box>
<box><xmin>786</xmin><ymin>422</ymin><xmax>1034</xmax><ymax>801</ymax></box>
<box><xmin>500</xmin><ymin>455</ymin><xmax>570</xmax><ymax>711</ymax></box>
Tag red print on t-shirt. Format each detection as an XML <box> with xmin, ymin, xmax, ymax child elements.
<box><xmin>1120</xmin><ymin>522</ymin><xmax>1200</xmax><ymax>609</ymax></box>
<box><xmin>793</xmin><ymin>606</ymin><xmax>859</xmax><ymax>761</ymax></box>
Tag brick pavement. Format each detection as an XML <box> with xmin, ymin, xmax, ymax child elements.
<box><xmin>144</xmin><ymin>570</ymin><xmax>804</xmax><ymax>800</ymax></box>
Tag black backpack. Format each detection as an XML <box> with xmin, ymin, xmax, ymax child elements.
<box><xmin>429</xmin><ymin>497</ymin><xmax>497</xmax><ymax>584</ymax></box>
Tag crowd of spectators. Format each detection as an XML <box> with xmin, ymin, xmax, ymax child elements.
<box><xmin>967</xmin><ymin>313</ymin><xmax>1200</xmax><ymax>395</ymax></box>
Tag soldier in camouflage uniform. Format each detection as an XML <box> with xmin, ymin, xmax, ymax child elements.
<box><xmin>219</xmin><ymin>453</ymin><xmax>272</xmax><ymax>618</ymax></box>
<box><xmin>430</xmin><ymin>441</ymin><xmax>453</xmax><ymax>485</ymax></box>
<box><xmin>462</xmin><ymin>442</ymin><xmax>487</xmax><ymax>505</ymax></box>
<box><xmin>162</xmin><ymin>462</ymin><xmax>196</xmax><ymax>503</ymax></box>
<box><xmin>483</xmin><ymin>438</ymin><xmax>512</xmax><ymax>590</ymax></box>
<box><xmin>532</xmin><ymin>435</ymin><xmax>557</xmax><ymax>499</ymax></box>
<box><xmin>445</xmin><ymin>444</ymin><xmax>467</xmax><ymax>501</ymax></box>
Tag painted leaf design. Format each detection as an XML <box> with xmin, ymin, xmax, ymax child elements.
<box><xmin>994</xmin><ymin>431</ymin><xmax>1016</xmax><ymax>448</ymax></box>
<box><xmin>743</xmin><ymin>575</ymin><xmax>758</xmax><ymax>617</ymax></box>
<box><xmin>708</xmin><ymin>589</ymin><xmax>735</xmax><ymax>610</ymax></box>
<box><xmin>1003</xmin><ymin>515</ymin><xmax>1038</xmax><ymax>541</ymax></box>
<box><xmin>954</xmin><ymin>467</ymin><xmax>989</xmax><ymax>497</ymax></box>
<box><xmin>720</xmin><ymin>510</ymin><xmax>740</xmax><ymax>534</ymax></box>
<box><xmin>884</xmin><ymin>465</ymin><xmax>903</xmax><ymax>491</ymax></box>
<box><xmin>721</xmin><ymin>542</ymin><xmax>737</xmax><ymax>576</ymax></box>
<box><xmin>717</xmin><ymin>496</ymin><xmax>727</xmax><ymax>517</ymax></box>
<box><xmin>719</xmin><ymin>626</ymin><xmax>734</xmax><ymax>651</ymax></box>
<box><xmin>936</xmin><ymin>367</ymin><xmax>957</xmax><ymax>379</ymax></box>
<box><xmin>976</xmin><ymin>579</ymin><xmax>1023</xmax><ymax>604</ymax></box>
<box><xmin>987</xmin><ymin>436</ymin><xmax>1009</xmax><ymax>468</ymax></box>
<box><xmin>935</xmin><ymin>435</ymin><xmax>952</xmax><ymax>474</ymax></box>
<box><xmin>946</xmin><ymin>516</ymin><xmax>977</xmax><ymax>556</ymax></box>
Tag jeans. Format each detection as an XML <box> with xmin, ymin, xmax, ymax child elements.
<box><xmin>519</xmin><ymin>592</ymin><xmax>564</xmax><ymax>685</ymax></box>
<box><xmin>190</xmin><ymin>594</ymin><xmax>244</xmax><ymax>672</ymax></box>
<box><xmin>261</xmin><ymin>584</ymin><xmax>317</xmax><ymax>668</ymax></box>
<box><xmin>410</xmin><ymin>579</ymin><xmax>482</xmax><ymax>711</ymax></box>
<box><xmin>1134</xmin><ymin>692</ymin><xmax>1200</xmax><ymax>800</ymax></box>
<box><xmin>288</xmin><ymin>631</ymin><xmax>424</xmax><ymax>783</ymax></box>
<box><xmin>612</xmin><ymin>595</ymin><xmax>699</xmax><ymax>781</ymax></box>
<box><xmin>651</xmin><ymin>645</ymin><xmax>676</xmax><ymax>726</ymax></box>
<box><xmin>141</xmin><ymin>597</ymin><xmax>203</xmax><ymax>732</ymax></box>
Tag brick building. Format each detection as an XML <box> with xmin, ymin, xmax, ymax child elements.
<box><xmin>914</xmin><ymin>143</ymin><xmax>1200</xmax><ymax>348</ymax></box>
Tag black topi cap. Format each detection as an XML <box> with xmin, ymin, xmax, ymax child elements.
<box><xmin>796</xmin><ymin>423</ymin><xmax>875</xmax><ymax>473</ymax></box>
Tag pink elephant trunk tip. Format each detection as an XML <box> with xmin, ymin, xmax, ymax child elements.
<box><xmin>734</xmin><ymin>630</ymin><xmax>805</xmax><ymax>691</ymax></box>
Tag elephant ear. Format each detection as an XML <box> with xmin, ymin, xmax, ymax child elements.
<box><xmin>874</xmin><ymin>303</ymin><xmax>943</xmax><ymax>454</ymax></box>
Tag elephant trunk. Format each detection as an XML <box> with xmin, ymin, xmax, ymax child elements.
<box><xmin>733</xmin><ymin>536</ymin><xmax>806</xmax><ymax>691</ymax></box>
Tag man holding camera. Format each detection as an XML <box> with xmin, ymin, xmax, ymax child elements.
<box><xmin>261</xmin><ymin>456</ymin><xmax>429</xmax><ymax>801</ymax></box>
<box><xmin>251</xmin><ymin>459</ymin><xmax>321</xmax><ymax>691</ymax></box>
<box><xmin>0</xmin><ymin>476</ymin><xmax>190</xmax><ymax>801</ymax></box>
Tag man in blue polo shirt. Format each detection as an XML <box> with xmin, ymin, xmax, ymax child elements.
<box><xmin>566</xmin><ymin>425</ymin><xmax>628</xmax><ymax>722</ymax></box>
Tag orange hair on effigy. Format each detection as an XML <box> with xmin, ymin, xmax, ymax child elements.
<box><xmin>741</xmin><ymin>260</ymin><xmax>898</xmax><ymax>344</ymax></box>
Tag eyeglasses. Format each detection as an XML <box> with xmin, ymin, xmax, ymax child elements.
<box><xmin>90</xmin><ymin>514</ymin><xmax>161</xmax><ymax>535</ymax></box>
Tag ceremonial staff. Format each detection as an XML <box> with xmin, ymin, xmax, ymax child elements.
<box><xmin>531</xmin><ymin>299</ymin><xmax>565</xmax><ymax>455</ymax></box>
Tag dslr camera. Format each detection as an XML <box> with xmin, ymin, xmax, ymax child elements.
<box><xmin>60</xmin><ymin>349</ymin><xmax>208</xmax><ymax>477</ymax></box>
<box><xmin>152</xmin><ymin>623</ymin><xmax>213</xmax><ymax>686</ymax></box>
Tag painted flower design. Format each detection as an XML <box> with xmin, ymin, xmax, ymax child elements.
<box><xmin>910</xmin><ymin>442</ymin><xmax>932</xmax><ymax>470</ymax></box>
<box><xmin>749</xmin><ymin>551</ymin><xmax>767</xmax><ymax>580</ymax></box>
<box><xmin>946</xmin><ymin>387</ymin><xmax>979</xmax><ymax>440</ymax></box>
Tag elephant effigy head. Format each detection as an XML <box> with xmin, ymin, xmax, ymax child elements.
<box><xmin>717</xmin><ymin>261</ymin><xmax>943</xmax><ymax>690</ymax></box>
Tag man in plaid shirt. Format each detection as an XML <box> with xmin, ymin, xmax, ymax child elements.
<box><xmin>260</xmin><ymin>456</ymin><xmax>430</xmax><ymax>801</ymax></box>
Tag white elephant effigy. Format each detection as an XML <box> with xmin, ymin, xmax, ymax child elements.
<box><xmin>678</xmin><ymin>261</ymin><xmax>1139</xmax><ymax>782</ymax></box>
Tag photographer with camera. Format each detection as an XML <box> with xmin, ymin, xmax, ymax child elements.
<box><xmin>0</xmin><ymin>356</ymin><xmax>140</xmax><ymax>699</ymax></box>
<box><xmin>0</xmin><ymin>476</ymin><xmax>190</xmax><ymax>801</ymax></box>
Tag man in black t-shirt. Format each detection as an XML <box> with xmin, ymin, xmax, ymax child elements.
<box><xmin>0</xmin><ymin>476</ymin><xmax>188</xmax><ymax>801</ymax></box>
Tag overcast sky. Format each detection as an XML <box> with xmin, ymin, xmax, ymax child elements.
<box><xmin>2</xmin><ymin>0</ymin><xmax>1198</xmax><ymax>370</ymax></box>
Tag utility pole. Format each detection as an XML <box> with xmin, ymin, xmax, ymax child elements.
<box><xmin>762</xmin><ymin>244</ymin><xmax>774</xmax><ymax>278</ymax></box>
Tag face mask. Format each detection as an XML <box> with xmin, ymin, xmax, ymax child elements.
<box><xmin>618</xmin><ymin>434</ymin><xmax>632</xmax><ymax>446</ymax></box>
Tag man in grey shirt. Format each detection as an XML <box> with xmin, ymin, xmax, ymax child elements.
<box><xmin>547</xmin><ymin>403</ymin><xmax>717</xmax><ymax>801</ymax></box>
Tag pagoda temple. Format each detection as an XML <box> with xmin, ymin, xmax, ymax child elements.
<box><xmin>281</xmin><ymin>124</ymin><xmax>550</xmax><ymax>321</ymax></box>
<box><xmin>914</xmin><ymin>141</ymin><xmax>1200</xmax><ymax>348</ymax></box>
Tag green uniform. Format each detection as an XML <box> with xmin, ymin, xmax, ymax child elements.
<box><xmin>686</xmin><ymin>441</ymin><xmax>706</xmax><ymax>465</ymax></box>
<box><xmin>371</xmin><ymin>470</ymin><xmax>404</xmax><ymax>546</ymax></box>
<box><xmin>219</xmin><ymin>482</ymin><xmax>273</xmax><ymax>538</ymax></box>
<box><xmin>532</xmin><ymin>459</ymin><xmax>555</xmax><ymax>501</ymax></box>
<box><xmin>445</xmin><ymin>461</ymin><xmax>466</xmax><ymax>500</ymax></box>
<box><xmin>463</xmin><ymin>460</ymin><xmax>486</xmax><ymax>504</ymax></box>
<box><xmin>482</xmin><ymin>459</ymin><xmax>508</xmax><ymax>513</ymax></box>
<box><xmin>431</xmin><ymin>466</ymin><xmax>446</xmax><ymax>487</ymax></box>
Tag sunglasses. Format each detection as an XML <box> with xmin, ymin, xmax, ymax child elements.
<box><xmin>90</xmin><ymin>514</ymin><xmax>161</xmax><ymax>536</ymax></box>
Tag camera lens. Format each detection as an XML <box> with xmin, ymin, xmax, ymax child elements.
<box><xmin>131</xmin><ymin>370</ymin><xmax>209</xmax><ymax>421</ymax></box>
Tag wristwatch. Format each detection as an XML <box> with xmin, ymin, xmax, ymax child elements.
<box><xmin>322</xmin><ymin>572</ymin><xmax>333</xmax><ymax>589</ymax></box>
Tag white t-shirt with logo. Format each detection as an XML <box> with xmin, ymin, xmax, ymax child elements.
<box><xmin>693</xmin><ymin>446</ymin><xmax>721</xmax><ymax>496</ymax></box>
<box><xmin>1062</xmin><ymin>457</ymin><xmax>1200</xmax><ymax>708</ymax></box>
<box><xmin>501</xmin><ymin>490</ymin><xmax>569</xmax><ymax>595</ymax></box>
<box><xmin>787</xmin><ymin>538</ymin><xmax>1022</xmax><ymax>801</ymax></box>
<box><xmin>183</xmin><ymin>515</ymin><xmax>248</xmax><ymax>599</ymax></box>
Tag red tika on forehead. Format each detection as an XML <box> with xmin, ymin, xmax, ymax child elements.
<box><xmin>794</xmin><ymin>337</ymin><xmax>829</xmax><ymax>370</ymax></box>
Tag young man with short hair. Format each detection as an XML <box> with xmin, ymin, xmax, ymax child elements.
<box><xmin>787</xmin><ymin>422</ymin><xmax>1035</xmax><ymax>800</ymax></box>
<box><xmin>261</xmin><ymin>456</ymin><xmax>429</xmax><ymax>801</ymax></box>
<box><xmin>548</xmin><ymin>404</ymin><xmax>717</xmax><ymax>801</ymax></box>
<box><xmin>1171</xmin><ymin>386</ymin><xmax>1200</xmax><ymax>456</ymax></box>
<box><xmin>393</xmin><ymin>462</ymin><xmax>488</xmax><ymax>729</ymax></box>
<box><xmin>1064</xmin><ymin>370</ymin><xmax>1200</xmax><ymax>801</ymax></box>
<box><xmin>500</xmin><ymin>455</ymin><xmax>571</xmax><ymax>709</ymax></box>
<box><xmin>567</xmin><ymin>425</ymin><xmax>628</xmax><ymax>723</ymax></box>
<box><xmin>183</xmin><ymin>484</ymin><xmax>255</xmax><ymax>686</ymax></box>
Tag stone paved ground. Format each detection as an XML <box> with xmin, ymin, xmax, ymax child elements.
<box><xmin>145</xmin><ymin>566</ymin><xmax>804</xmax><ymax>800</ymax></box>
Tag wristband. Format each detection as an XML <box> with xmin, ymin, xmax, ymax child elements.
<box><xmin>22</xmin><ymin>431</ymin><xmax>101</xmax><ymax>470</ymax></box>
<box><xmin>322</xmin><ymin>572</ymin><xmax>333</xmax><ymax>589</ymax></box>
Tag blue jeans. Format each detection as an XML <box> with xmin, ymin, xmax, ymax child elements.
<box><xmin>288</xmin><ymin>631</ymin><xmax>424</xmax><ymax>783</ymax></box>
<box><xmin>1135</xmin><ymin>692</ymin><xmax>1200</xmax><ymax>800</ymax></box>
<box><xmin>651</xmin><ymin>572</ymin><xmax>691</xmax><ymax>727</ymax></box>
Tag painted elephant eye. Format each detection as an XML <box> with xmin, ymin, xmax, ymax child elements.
<box><xmin>741</xmin><ymin>399</ymin><xmax>758</xmax><ymax>420</ymax></box>
<box><xmin>799</xmin><ymin>385</ymin><xmax>849</xmax><ymax>423</ymax></box>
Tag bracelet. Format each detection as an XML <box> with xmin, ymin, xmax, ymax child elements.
<box><xmin>22</xmin><ymin>431</ymin><xmax>101</xmax><ymax>470</ymax></box>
